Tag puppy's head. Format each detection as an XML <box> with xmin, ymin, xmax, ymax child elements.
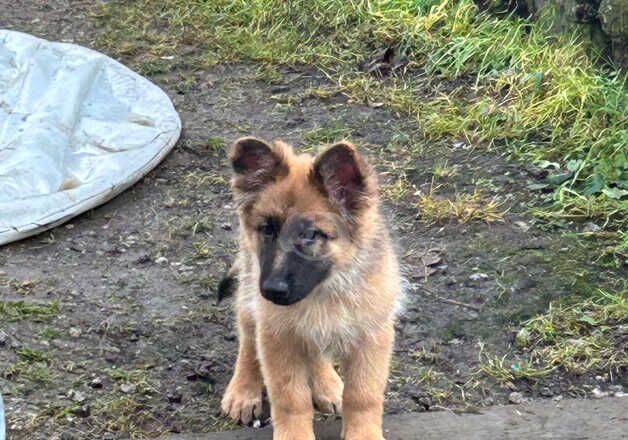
<box><xmin>229</xmin><ymin>136</ymin><xmax>378</xmax><ymax>306</ymax></box>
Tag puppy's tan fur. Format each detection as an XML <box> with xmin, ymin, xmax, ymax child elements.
<box><xmin>221</xmin><ymin>137</ymin><xmax>401</xmax><ymax>440</ymax></box>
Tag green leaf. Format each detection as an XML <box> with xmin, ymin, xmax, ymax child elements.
<box><xmin>602</xmin><ymin>187</ymin><xmax>628</xmax><ymax>199</ymax></box>
<box><xmin>566</xmin><ymin>159</ymin><xmax>582</xmax><ymax>172</ymax></box>
<box><xmin>578</xmin><ymin>315</ymin><xmax>598</xmax><ymax>326</ymax></box>
<box><xmin>584</xmin><ymin>174</ymin><xmax>605</xmax><ymax>195</ymax></box>
<box><xmin>527</xmin><ymin>182</ymin><xmax>550</xmax><ymax>190</ymax></box>
<box><xmin>547</xmin><ymin>171</ymin><xmax>573</xmax><ymax>185</ymax></box>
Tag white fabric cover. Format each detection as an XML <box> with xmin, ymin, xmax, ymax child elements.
<box><xmin>0</xmin><ymin>30</ymin><xmax>181</xmax><ymax>245</ymax></box>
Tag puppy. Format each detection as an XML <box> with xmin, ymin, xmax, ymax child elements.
<box><xmin>221</xmin><ymin>137</ymin><xmax>401</xmax><ymax>440</ymax></box>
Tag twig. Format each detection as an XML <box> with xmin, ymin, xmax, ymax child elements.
<box><xmin>420</xmin><ymin>286</ymin><xmax>481</xmax><ymax>311</ymax></box>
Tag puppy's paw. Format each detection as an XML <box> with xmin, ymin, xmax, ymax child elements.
<box><xmin>221</xmin><ymin>377</ymin><xmax>263</xmax><ymax>425</ymax></box>
<box><xmin>312</xmin><ymin>365</ymin><xmax>343</xmax><ymax>415</ymax></box>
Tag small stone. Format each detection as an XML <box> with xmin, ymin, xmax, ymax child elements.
<box><xmin>167</xmin><ymin>392</ymin><xmax>183</xmax><ymax>404</ymax></box>
<box><xmin>553</xmin><ymin>395</ymin><xmax>563</xmax><ymax>402</ymax></box>
<box><xmin>155</xmin><ymin>256</ymin><xmax>169</xmax><ymax>266</ymax></box>
<box><xmin>72</xmin><ymin>405</ymin><xmax>91</xmax><ymax>417</ymax></box>
<box><xmin>583</xmin><ymin>222</ymin><xmax>601</xmax><ymax>232</ymax></box>
<box><xmin>252</xmin><ymin>419</ymin><xmax>262</xmax><ymax>428</ymax></box>
<box><xmin>269</xmin><ymin>85</ymin><xmax>290</xmax><ymax>94</ymax></box>
<box><xmin>69</xmin><ymin>327</ymin><xmax>81</xmax><ymax>338</ymax></box>
<box><xmin>508</xmin><ymin>391</ymin><xmax>523</xmax><ymax>404</ymax></box>
<box><xmin>540</xmin><ymin>387</ymin><xmax>553</xmax><ymax>397</ymax></box>
<box><xmin>469</xmin><ymin>272</ymin><xmax>489</xmax><ymax>281</ymax></box>
<box><xmin>609</xmin><ymin>384</ymin><xmax>623</xmax><ymax>394</ymax></box>
<box><xmin>120</xmin><ymin>383</ymin><xmax>135</xmax><ymax>394</ymax></box>
<box><xmin>135</xmin><ymin>254</ymin><xmax>151</xmax><ymax>265</ymax></box>
<box><xmin>514</xmin><ymin>220</ymin><xmax>531</xmax><ymax>232</ymax></box>
<box><xmin>221</xmin><ymin>223</ymin><xmax>232</xmax><ymax>231</ymax></box>
<box><xmin>68</xmin><ymin>390</ymin><xmax>86</xmax><ymax>403</ymax></box>
<box><xmin>90</xmin><ymin>377</ymin><xmax>103</xmax><ymax>389</ymax></box>
<box><xmin>0</xmin><ymin>329</ymin><xmax>9</xmax><ymax>346</ymax></box>
<box><xmin>592</xmin><ymin>387</ymin><xmax>609</xmax><ymax>399</ymax></box>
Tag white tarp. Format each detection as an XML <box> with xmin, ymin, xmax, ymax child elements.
<box><xmin>0</xmin><ymin>30</ymin><xmax>181</xmax><ymax>245</ymax></box>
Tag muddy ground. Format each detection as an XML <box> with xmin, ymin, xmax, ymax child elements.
<box><xmin>0</xmin><ymin>2</ymin><xmax>625</xmax><ymax>439</ymax></box>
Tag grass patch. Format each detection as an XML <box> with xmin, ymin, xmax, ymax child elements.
<box><xmin>418</xmin><ymin>187</ymin><xmax>507</xmax><ymax>224</ymax></box>
<box><xmin>3</xmin><ymin>361</ymin><xmax>52</xmax><ymax>383</ymax></box>
<box><xmin>0</xmin><ymin>277</ymin><xmax>38</xmax><ymax>295</ymax></box>
<box><xmin>16</xmin><ymin>347</ymin><xmax>50</xmax><ymax>363</ymax></box>
<box><xmin>479</xmin><ymin>352</ymin><xmax>554</xmax><ymax>382</ymax></box>
<box><xmin>480</xmin><ymin>287</ymin><xmax>627</xmax><ymax>382</ymax></box>
<box><xmin>0</xmin><ymin>300</ymin><xmax>59</xmax><ymax>321</ymax></box>
<box><xmin>3</xmin><ymin>348</ymin><xmax>54</xmax><ymax>384</ymax></box>
<box><xmin>517</xmin><ymin>288</ymin><xmax>628</xmax><ymax>373</ymax></box>
<box><xmin>302</xmin><ymin>121</ymin><xmax>353</xmax><ymax>146</ymax></box>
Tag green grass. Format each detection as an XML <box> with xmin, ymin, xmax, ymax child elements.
<box><xmin>93</xmin><ymin>0</ymin><xmax>626</xmax><ymax>230</ymax></box>
<box><xmin>418</xmin><ymin>187</ymin><xmax>507</xmax><ymax>224</ymax></box>
<box><xmin>303</xmin><ymin>121</ymin><xmax>354</xmax><ymax>146</ymax></box>
<box><xmin>481</xmin><ymin>287</ymin><xmax>627</xmax><ymax>382</ymax></box>
<box><xmin>3</xmin><ymin>361</ymin><xmax>52</xmax><ymax>383</ymax></box>
<box><xmin>518</xmin><ymin>288</ymin><xmax>628</xmax><ymax>373</ymax></box>
<box><xmin>0</xmin><ymin>300</ymin><xmax>59</xmax><ymax>321</ymax></box>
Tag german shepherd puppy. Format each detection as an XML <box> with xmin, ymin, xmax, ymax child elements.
<box><xmin>221</xmin><ymin>136</ymin><xmax>401</xmax><ymax>440</ymax></box>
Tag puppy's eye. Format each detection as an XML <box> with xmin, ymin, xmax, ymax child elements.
<box><xmin>258</xmin><ymin>222</ymin><xmax>275</xmax><ymax>237</ymax></box>
<box><xmin>301</xmin><ymin>228</ymin><xmax>327</xmax><ymax>244</ymax></box>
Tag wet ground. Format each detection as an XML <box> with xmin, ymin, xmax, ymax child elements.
<box><xmin>0</xmin><ymin>1</ymin><xmax>625</xmax><ymax>439</ymax></box>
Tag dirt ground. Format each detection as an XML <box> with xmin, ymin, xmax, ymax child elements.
<box><xmin>0</xmin><ymin>2</ymin><xmax>625</xmax><ymax>439</ymax></box>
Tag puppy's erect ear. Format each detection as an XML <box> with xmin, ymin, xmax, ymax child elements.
<box><xmin>311</xmin><ymin>141</ymin><xmax>376</xmax><ymax>214</ymax></box>
<box><xmin>229</xmin><ymin>137</ymin><xmax>287</xmax><ymax>192</ymax></box>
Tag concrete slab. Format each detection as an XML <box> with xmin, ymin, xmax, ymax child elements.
<box><xmin>164</xmin><ymin>396</ymin><xmax>627</xmax><ymax>440</ymax></box>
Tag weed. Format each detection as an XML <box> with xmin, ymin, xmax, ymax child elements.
<box><xmin>0</xmin><ymin>300</ymin><xmax>59</xmax><ymax>321</ymax></box>
<box><xmin>479</xmin><ymin>352</ymin><xmax>554</xmax><ymax>382</ymax></box>
<box><xmin>206</xmin><ymin>136</ymin><xmax>225</xmax><ymax>152</ymax></box>
<box><xmin>39</xmin><ymin>326</ymin><xmax>61</xmax><ymax>339</ymax></box>
<box><xmin>519</xmin><ymin>288</ymin><xmax>628</xmax><ymax>373</ymax></box>
<box><xmin>193</xmin><ymin>241</ymin><xmax>213</xmax><ymax>258</ymax></box>
<box><xmin>432</xmin><ymin>160</ymin><xmax>458</xmax><ymax>179</ymax></box>
<box><xmin>418</xmin><ymin>187</ymin><xmax>507</xmax><ymax>224</ymax></box>
<box><xmin>0</xmin><ymin>277</ymin><xmax>37</xmax><ymax>295</ymax></box>
<box><xmin>303</xmin><ymin>121</ymin><xmax>353</xmax><ymax>146</ymax></box>
<box><xmin>255</xmin><ymin>63</ymin><xmax>283</xmax><ymax>84</ymax></box>
<box><xmin>382</xmin><ymin>171</ymin><xmax>413</xmax><ymax>201</ymax></box>
<box><xmin>17</xmin><ymin>347</ymin><xmax>49</xmax><ymax>363</ymax></box>
<box><xmin>92</xmin><ymin>394</ymin><xmax>163</xmax><ymax>439</ymax></box>
<box><xmin>3</xmin><ymin>361</ymin><xmax>52</xmax><ymax>383</ymax></box>
<box><xmin>182</xmin><ymin>171</ymin><xmax>228</xmax><ymax>188</ymax></box>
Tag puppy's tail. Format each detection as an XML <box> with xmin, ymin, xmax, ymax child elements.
<box><xmin>217</xmin><ymin>260</ymin><xmax>239</xmax><ymax>304</ymax></box>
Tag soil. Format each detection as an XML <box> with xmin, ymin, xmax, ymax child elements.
<box><xmin>0</xmin><ymin>2</ymin><xmax>625</xmax><ymax>440</ymax></box>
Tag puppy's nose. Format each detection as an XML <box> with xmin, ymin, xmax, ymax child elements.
<box><xmin>261</xmin><ymin>278</ymin><xmax>289</xmax><ymax>298</ymax></box>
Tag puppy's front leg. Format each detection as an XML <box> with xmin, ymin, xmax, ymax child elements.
<box><xmin>341</xmin><ymin>323</ymin><xmax>394</xmax><ymax>440</ymax></box>
<box><xmin>221</xmin><ymin>308</ymin><xmax>263</xmax><ymax>424</ymax></box>
<box><xmin>258</xmin><ymin>326</ymin><xmax>314</xmax><ymax>440</ymax></box>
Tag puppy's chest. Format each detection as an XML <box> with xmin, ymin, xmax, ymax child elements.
<box><xmin>293</xmin><ymin>300</ymin><xmax>363</xmax><ymax>355</ymax></box>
